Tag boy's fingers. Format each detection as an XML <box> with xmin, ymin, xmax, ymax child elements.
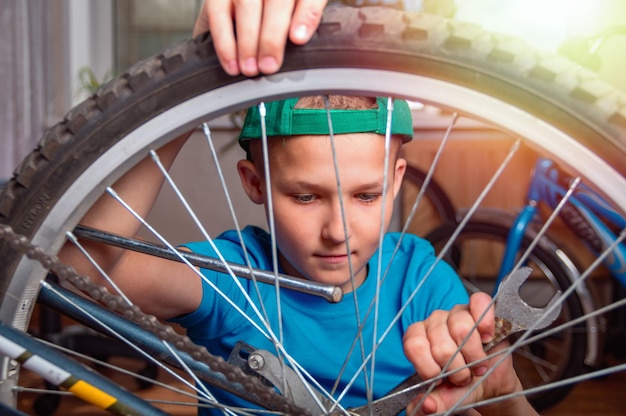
<box><xmin>290</xmin><ymin>0</ymin><xmax>327</xmax><ymax>44</ymax></box>
<box><xmin>193</xmin><ymin>0</ymin><xmax>222</xmax><ymax>38</ymax></box>
<box><xmin>407</xmin><ymin>383</ymin><xmax>484</xmax><ymax>416</ymax></box>
<box><xmin>406</xmin><ymin>393</ymin><xmax>437</xmax><ymax>416</ymax></box>
<box><xmin>436</xmin><ymin>308</ymin><xmax>474</xmax><ymax>385</ymax></box>
<box><xmin>469</xmin><ymin>292</ymin><xmax>496</xmax><ymax>343</ymax></box>
<box><xmin>196</xmin><ymin>0</ymin><xmax>241</xmax><ymax>76</ymax></box>
<box><xmin>403</xmin><ymin>322</ymin><xmax>442</xmax><ymax>382</ymax></box>
<box><xmin>194</xmin><ymin>0</ymin><xmax>266</xmax><ymax>77</ymax></box>
<box><xmin>193</xmin><ymin>0</ymin><xmax>327</xmax><ymax>76</ymax></box>
<box><xmin>447</xmin><ymin>307</ymin><xmax>487</xmax><ymax>378</ymax></box>
<box><xmin>405</xmin><ymin>311</ymin><xmax>472</xmax><ymax>386</ymax></box>
<box><xmin>192</xmin><ymin>4</ymin><xmax>210</xmax><ymax>37</ymax></box>
<box><xmin>257</xmin><ymin>0</ymin><xmax>296</xmax><ymax>74</ymax></box>
<box><xmin>234</xmin><ymin>0</ymin><xmax>264</xmax><ymax>76</ymax></box>
<box><xmin>258</xmin><ymin>0</ymin><xmax>327</xmax><ymax>74</ymax></box>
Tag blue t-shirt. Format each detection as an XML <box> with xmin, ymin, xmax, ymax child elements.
<box><xmin>173</xmin><ymin>226</ymin><xmax>468</xmax><ymax>414</ymax></box>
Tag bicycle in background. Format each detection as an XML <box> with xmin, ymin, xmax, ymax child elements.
<box><xmin>427</xmin><ymin>157</ymin><xmax>626</xmax><ymax>410</ymax></box>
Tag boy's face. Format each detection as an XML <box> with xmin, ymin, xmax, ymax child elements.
<box><xmin>238</xmin><ymin>133</ymin><xmax>407</xmax><ymax>293</ymax></box>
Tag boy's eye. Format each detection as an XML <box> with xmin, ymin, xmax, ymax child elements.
<box><xmin>293</xmin><ymin>194</ymin><xmax>317</xmax><ymax>203</ymax></box>
<box><xmin>357</xmin><ymin>193</ymin><xmax>380</xmax><ymax>203</ymax></box>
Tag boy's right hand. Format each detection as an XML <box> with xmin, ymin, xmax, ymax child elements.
<box><xmin>403</xmin><ymin>293</ymin><xmax>537</xmax><ymax>415</ymax></box>
<box><xmin>193</xmin><ymin>0</ymin><xmax>328</xmax><ymax>77</ymax></box>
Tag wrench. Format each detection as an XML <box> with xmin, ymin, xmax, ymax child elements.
<box><xmin>347</xmin><ymin>267</ymin><xmax>563</xmax><ymax>416</ymax></box>
<box><xmin>484</xmin><ymin>266</ymin><xmax>562</xmax><ymax>351</ymax></box>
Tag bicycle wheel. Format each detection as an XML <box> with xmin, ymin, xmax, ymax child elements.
<box><xmin>1</xmin><ymin>5</ymin><xmax>625</xmax><ymax>414</ymax></box>
<box><xmin>426</xmin><ymin>219</ymin><xmax>588</xmax><ymax>411</ymax></box>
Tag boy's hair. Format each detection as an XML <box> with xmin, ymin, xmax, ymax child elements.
<box><xmin>294</xmin><ymin>95</ymin><xmax>378</xmax><ymax>110</ymax></box>
<box><xmin>239</xmin><ymin>95</ymin><xmax>413</xmax><ymax>163</ymax></box>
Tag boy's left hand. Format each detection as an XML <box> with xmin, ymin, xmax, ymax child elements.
<box><xmin>193</xmin><ymin>0</ymin><xmax>327</xmax><ymax>76</ymax></box>
<box><xmin>403</xmin><ymin>292</ymin><xmax>524</xmax><ymax>414</ymax></box>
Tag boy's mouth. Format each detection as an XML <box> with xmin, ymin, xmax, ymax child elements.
<box><xmin>314</xmin><ymin>253</ymin><xmax>353</xmax><ymax>265</ymax></box>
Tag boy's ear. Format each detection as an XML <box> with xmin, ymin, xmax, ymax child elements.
<box><xmin>237</xmin><ymin>159</ymin><xmax>265</xmax><ymax>204</ymax></box>
<box><xmin>392</xmin><ymin>157</ymin><xmax>407</xmax><ymax>198</ymax></box>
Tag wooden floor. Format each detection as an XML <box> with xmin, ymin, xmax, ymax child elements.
<box><xmin>15</xmin><ymin>357</ymin><xmax>626</xmax><ymax>415</ymax></box>
<box><xmin>543</xmin><ymin>367</ymin><xmax>626</xmax><ymax>416</ymax></box>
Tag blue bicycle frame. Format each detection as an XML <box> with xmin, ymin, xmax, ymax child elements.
<box><xmin>496</xmin><ymin>158</ymin><xmax>626</xmax><ymax>293</ymax></box>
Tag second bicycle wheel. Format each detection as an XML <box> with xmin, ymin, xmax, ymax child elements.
<box><xmin>1</xmin><ymin>5</ymin><xmax>625</xmax><ymax>414</ymax></box>
<box><xmin>399</xmin><ymin>164</ymin><xmax>457</xmax><ymax>237</ymax></box>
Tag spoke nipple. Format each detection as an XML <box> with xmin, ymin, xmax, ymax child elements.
<box><xmin>248</xmin><ymin>354</ymin><xmax>265</xmax><ymax>370</ymax></box>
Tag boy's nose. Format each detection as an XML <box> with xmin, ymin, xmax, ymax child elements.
<box><xmin>321</xmin><ymin>204</ymin><xmax>350</xmax><ymax>243</ymax></box>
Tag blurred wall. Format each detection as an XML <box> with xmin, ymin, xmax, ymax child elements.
<box><xmin>0</xmin><ymin>0</ymin><xmax>113</xmax><ymax>179</ymax></box>
<box><xmin>0</xmin><ymin>1</ymin><xmax>68</xmax><ymax>178</ymax></box>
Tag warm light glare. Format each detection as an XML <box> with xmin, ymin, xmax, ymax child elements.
<box><xmin>456</xmin><ymin>0</ymin><xmax>605</xmax><ymax>51</ymax></box>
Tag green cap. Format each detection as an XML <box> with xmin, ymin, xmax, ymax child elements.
<box><xmin>238</xmin><ymin>97</ymin><xmax>413</xmax><ymax>147</ymax></box>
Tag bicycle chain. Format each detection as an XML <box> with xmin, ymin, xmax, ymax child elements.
<box><xmin>0</xmin><ymin>224</ymin><xmax>310</xmax><ymax>416</ymax></box>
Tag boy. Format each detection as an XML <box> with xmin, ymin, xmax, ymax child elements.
<box><xmin>62</xmin><ymin>95</ymin><xmax>535</xmax><ymax>415</ymax></box>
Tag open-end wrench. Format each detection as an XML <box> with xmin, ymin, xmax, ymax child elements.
<box><xmin>347</xmin><ymin>266</ymin><xmax>563</xmax><ymax>416</ymax></box>
<box><xmin>484</xmin><ymin>266</ymin><xmax>562</xmax><ymax>350</ymax></box>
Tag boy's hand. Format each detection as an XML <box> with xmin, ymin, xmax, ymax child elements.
<box><xmin>403</xmin><ymin>292</ymin><xmax>529</xmax><ymax>415</ymax></box>
<box><xmin>194</xmin><ymin>0</ymin><xmax>327</xmax><ymax>76</ymax></box>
